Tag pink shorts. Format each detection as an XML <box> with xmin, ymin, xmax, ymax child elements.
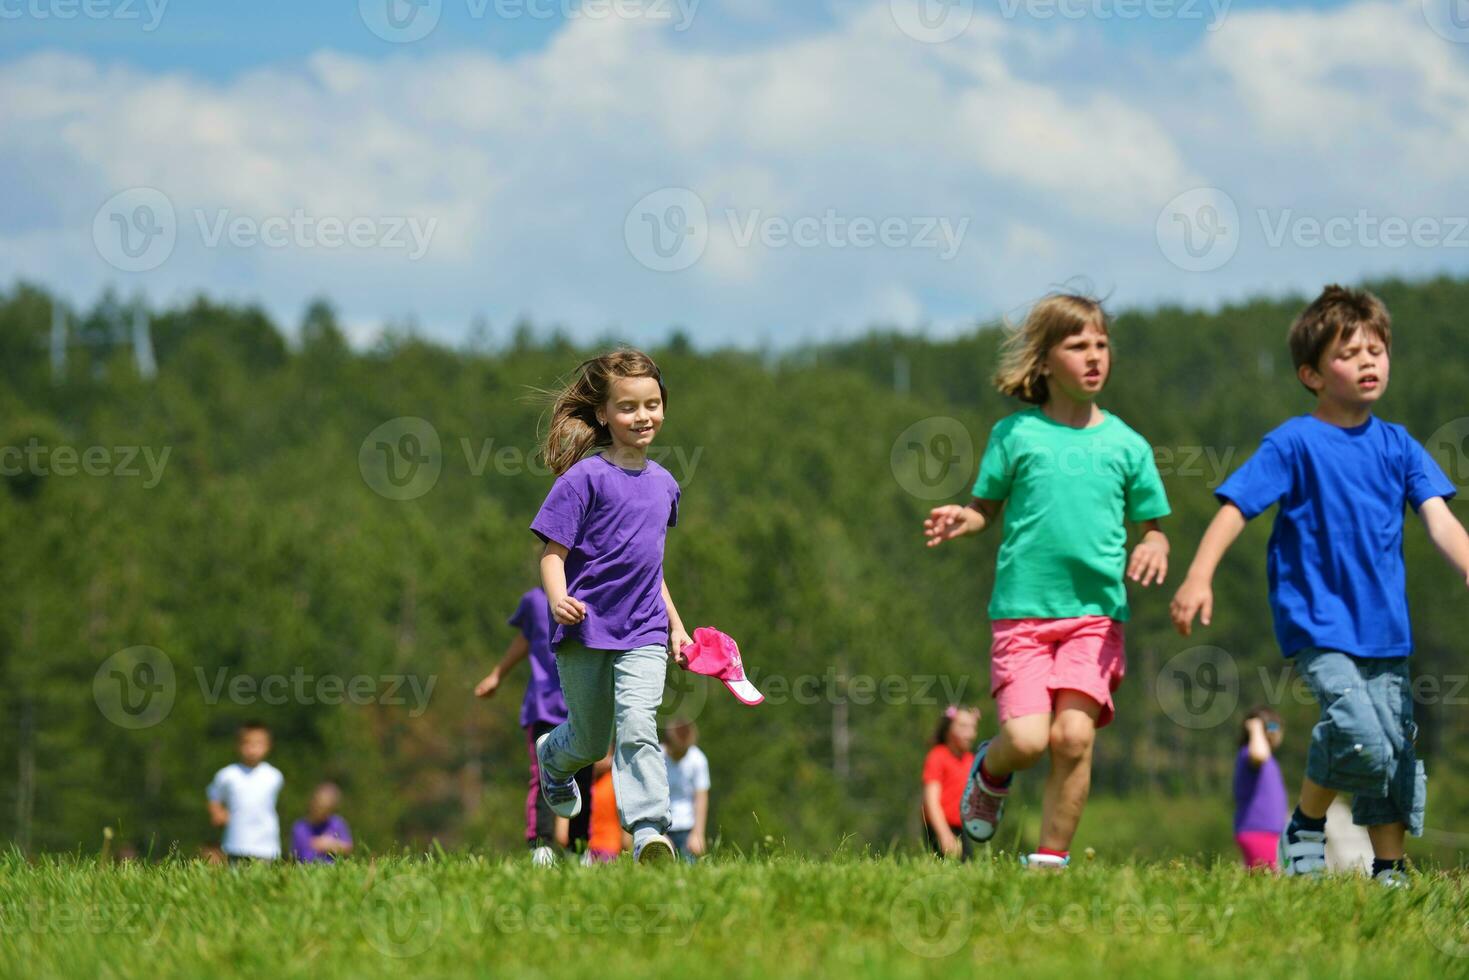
<box><xmin>989</xmin><ymin>616</ymin><xmax>1125</xmax><ymax>728</ymax></box>
<box><xmin>1235</xmin><ymin>831</ymin><xmax>1280</xmax><ymax>871</ymax></box>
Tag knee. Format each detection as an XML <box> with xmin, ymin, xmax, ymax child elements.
<box><xmin>1006</xmin><ymin>729</ymin><xmax>1050</xmax><ymax>767</ymax></box>
<box><xmin>1050</xmin><ymin>717</ymin><xmax>1095</xmax><ymax>763</ymax></box>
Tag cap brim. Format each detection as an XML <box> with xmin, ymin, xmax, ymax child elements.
<box><xmin>722</xmin><ymin>676</ymin><xmax>764</xmax><ymax>706</ymax></box>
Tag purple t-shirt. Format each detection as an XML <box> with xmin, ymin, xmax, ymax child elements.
<box><xmin>509</xmin><ymin>588</ymin><xmax>567</xmax><ymax>728</ymax></box>
<box><xmin>1232</xmin><ymin>746</ymin><xmax>1288</xmax><ymax>834</ymax></box>
<box><xmin>531</xmin><ymin>453</ymin><xmax>680</xmax><ymax>652</ymax></box>
<box><xmin>291</xmin><ymin>814</ymin><xmax>352</xmax><ymax>863</ymax></box>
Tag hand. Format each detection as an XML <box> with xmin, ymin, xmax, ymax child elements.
<box><xmin>1127</xmin><ymin>537</ymin><xmax>1168</xmax><ymax>587</ymax></box>
<box><xmin>687</xmin><ymin>829</ymin><xmax>706</xmax><ymax>856</ymax></box>
<box><xmin>551</xmin><ymin>595</ymin><xmax>588</xmax><ymax>626</ymax></box>
<box><xmin>1170</xmin><ymin>577</ymin><xmax>1214</xmax><ymax>636</ymax></box>
<box><xmin>670</xmin><ymin>627</ymin><xmax>693</xmax><ymax>666</ymax></box>
<box><xmin>940</xmin><ymin>831</ymin><xmax>962</xmax><ymax>859</ymax></box>
<box><xmin>474</xmin><ymin>670</ymin><xmax>501</xmax><ymax>698</ymax></box>
<box><xmin>1244</xmin><ymin>717</ymin><xmax>1265</xmax><ymax>736</ymax></box>
<box><xmin>923</xmin><ymin>505</ymin><xmax>970</xmax><ymax>548</ymax></box>
<box><xmin>310</xmin><ymin>835</ymin><xmax>346</xmax><ymax>854</ymax></box>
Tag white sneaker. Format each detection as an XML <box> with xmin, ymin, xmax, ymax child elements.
<box><xmin>531</xmin><ymin>846</ymin><xmax>557</xmax><ymax>867</ymax></box>
<box><xmin>1279</xmin><ymin>823</ymin><xmax>1327</xmax><ymax>877</ymax></box>
<box><xmin>633</xmin><ymin>835</ymin><xmax>676</xmax><ymax>865</ymax></box>
<box><xmin>1374</xmin><ymin>867</ymin><xmax>1409</xmax><ymax>889</ymax></box>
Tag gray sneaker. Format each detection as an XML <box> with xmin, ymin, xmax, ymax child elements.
<box><xmin>634</xmin><ymin>834</ymin><xmax>677</xmax><ymax>865</ymax></box>
<box><xmin>535</xmin><ymin>732</ymin><xmax>582</xmax><ymax>819</ymax></box>
<box><xmin>960</xmin><ymin>739</ymin><xmax>1009</xmax><ymax>842</ymax></box>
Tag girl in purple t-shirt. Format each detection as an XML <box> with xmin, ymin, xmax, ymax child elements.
<box><xmin>530</xmin><ymin>348</ymin><xmax>692</xmax><ymax>865</ymax></box>
<box><xmin>1234</xmin><ymin>706</ymin><xmax>1288</xmax><ymax>871</ymax></box>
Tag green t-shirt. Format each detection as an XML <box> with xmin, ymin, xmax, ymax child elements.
<box><xmin>972</xmin><ymin>408</ymin><xmax>1170</xmax><ymax>622</ymax></box>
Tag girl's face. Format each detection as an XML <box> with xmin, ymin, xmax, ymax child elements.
<box><xmin>598</xmin><ymin>375</ymin><xmax>664</xmax><ymax>451</ymax></box>
<box><xmin>1044</xmin><ymin>321</ymin><xmax>1110</xmax><ymax>401</ymax></box>
<box><xmin>947</xmin><ymin>710</ymin><xmax>979</xmax><ymax>752</ymax></box>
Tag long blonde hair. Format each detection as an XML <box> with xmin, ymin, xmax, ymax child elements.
<box><xmin>993</xmin><ymin>294</ymin><xmax>1109</xmax><ymax>404</ymax></box>
<box><xmin>539</xmin><ymin>348</ymin><xmax>668</xmax><ymax>476</ymax></box>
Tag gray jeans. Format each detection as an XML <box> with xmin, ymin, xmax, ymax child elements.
<box><xmin>541</xmin><ymin>643</ymin><xmax>670</xmax><ymax>842</ymax></box>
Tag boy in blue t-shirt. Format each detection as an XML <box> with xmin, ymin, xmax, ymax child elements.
<box><xmin>1171</xmin><ymin>285</ymin><xmax>1469</xmax><ymax>886</ymax></box>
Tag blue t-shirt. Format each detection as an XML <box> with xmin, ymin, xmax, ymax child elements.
<box><xmin>508</xmin><ymin>588</ymin><xmax>567</xmax><ymax>729</ymax></box>
<box><xmin>1215</xmin><ymin>414</ymin><xmax>1455</xmax><ymax>658</ymax></box>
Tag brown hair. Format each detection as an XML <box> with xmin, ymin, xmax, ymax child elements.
<box><xmin>539</xmin><ymin>348</ymin><xmax>668</xmax><ymax>476</ymax></box>
<box><xmin>1288</xmin><ymin>285</ymin><xmax>1392</xmax><ymax>393</ymax></box>
<box><xmin>932</xmin><ymin>704</ymin><xmax>980</xmax><ymax>746</ymax></box>
<box><xmin>1238</xmin><ymin>705</ymin><xmax>1282</xmax><ymax>747</ymax></box>
<box><xmin>993</xmin><ymin>294</ymin><xmax>1109</xmax><ymax>404</ymax></box>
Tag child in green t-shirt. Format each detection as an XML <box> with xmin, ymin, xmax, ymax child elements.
<box><xmin>924</xmin><ymin>293</ymin><xmax>1171</xmax><ymax>868</ymax></box>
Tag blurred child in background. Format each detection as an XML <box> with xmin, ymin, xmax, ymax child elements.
<box><xmin>662</xmin><ymin>717</ymin><xmax>710</xmax><ymax>862</ymax></box>
<box><xmin>476</xmin><ymin>585</ymin><xmax>594</xmax><ymax>865</ymax></box>
<box><xmin>291</xmin><ymin>782</ymin><xmax>354</xmax><ymax>863</ymax></box>
<box><xmin>1233</xmin><ymin>707</ymin><xmax>1287</xmax><ymax>871</ymax></box>
<box><xmin>922</xmin><ymin>705</ymin><xmax>980</xmax><ymax>860</ymax></box>
<box><xmin>206</xmin><ymin>721</ymin><xmax>283</xmax><ymax>864</ymax></box>
<box><xmin>586</xmin><ymin>751</ymin><xmax>628</xmax><ymax>863</ymax></box>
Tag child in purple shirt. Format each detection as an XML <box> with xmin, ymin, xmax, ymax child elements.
<box><xmin>1233</xmin><ymin>707</ymin><xmax>1287</xmax><ymax>871</ymax></box>
<box><xmin>291</xmin><ymin>783</ymin><xmax>353</xmax><ymax>863</ymax></box>
<box><xmin>529</xmin><ymin>348</ymin><xmax>693</xmax><ymax>865</ymax></box>
<box><xmin>476</xmin><ymin>585</ymin><xmax>593</xmax><ymax>862</ymax></box>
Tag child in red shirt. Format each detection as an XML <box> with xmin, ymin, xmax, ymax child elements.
<box><xmin>922</xmin><ymin>705</ymin><xmax>980</xmax><ymax>860</ymax></box>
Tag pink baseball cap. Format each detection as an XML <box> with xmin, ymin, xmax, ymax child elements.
<box><xmin>679</xmin><ymin>627</ymin><xmax>763</xmax><ymax>706</ymax></box>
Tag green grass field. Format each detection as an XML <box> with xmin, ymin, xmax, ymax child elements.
<box><xmin>2</xmin><ymin>851</ymin><xmax>1467</xmax><ymax>979</ymax></box>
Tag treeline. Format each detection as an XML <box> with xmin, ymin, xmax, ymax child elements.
<box><xmin>0</xmin><ymin>276</ymin><xmax>1465</xmax><ymax>861</ymax></box>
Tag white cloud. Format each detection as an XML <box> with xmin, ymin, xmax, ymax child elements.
<box><xmin>1</xmin><ymin>2</ymin><xmax>1466</xmax><ymax>346</ymax></box>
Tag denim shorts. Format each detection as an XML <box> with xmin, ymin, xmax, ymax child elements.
<box><xmin>1296</xmin><ymin>648</ymin><xmax>1425</xmax><ymax>835</ymax></box>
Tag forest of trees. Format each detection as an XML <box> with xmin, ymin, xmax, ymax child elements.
<box><xmin>1</xmin><ymin>276</ymin><xmax>1466</xmax><ymax>863</ymax></box>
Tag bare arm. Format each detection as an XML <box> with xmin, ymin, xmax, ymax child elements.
<box><xmin>661</xmin><ymin>576</ymin><xmax>692</xmax><ymax>662</ymax></box>
<box><xmin>923</xmin><ymin>497</ymin><xmax>1004</xmax><ymax>547</ymax></box>
<box><xmin>1170</xmin><ymin>503</ymin><xmax>1249</xmax><ymax>635</ymax></box>
<box><xmin>1244</xmin><ymin>717</ymin><xmax>1273</xmax><ymax>768</ymax></box>
<box><xmin>208</xmin><ymin>800</ymin><xmax>229</xmax><ymax>828</ymax></box>
<box><xmin>1126</xmin><ymin>518</ymin><xmax>1169</xmax><ymax>586</ymax></box>
<box><xmin>541</xmin><ymin>543</ymin><xmax>587</xmax><ymax>625</ymax></box>
<box><xmin>689</xmin><ymin>788</ymin><xmax>709</xmax><ymax>856</ymax></box>
<box><xmin>475</xmin><ymin>633</ymin><xmax>530</xmax><ymax>698</ymax></box>
<box><xmin>1419</xmin><ymin>497</ymin><xmax>1469</xmax><ymax>585</ymax></box>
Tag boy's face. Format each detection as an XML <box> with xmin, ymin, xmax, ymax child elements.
<box><xmin>599</xmin><ymin>376</ymin><xmax>664</xmax><ymax>452</ymax></box>
<box><xmin>1301</xmin><ymin>326</ymin><xmax>1389</xmax><ymax>408</ymax></box>
<box><xmin>237</xmin><ymin>729</ymin><xmax>271</xmax><ymax>766</ymax></box>
<box><xmin>1045</xmin><ymin>321</ymin><xmax>1110</xmax><ymax>402</ymax></box>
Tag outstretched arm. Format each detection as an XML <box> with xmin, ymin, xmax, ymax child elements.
<box><xmin>1419</xmin><ymin>497</ymin><xmax>1469</xmax><ymax>586</ymax></box>
<box><xmin>475</xmin><ymin>634</ymin><xmax>530</xmax><ymax>698</ymax></box>
<box><xmin>923</xmin><ymin>497</ymin><xmax>1003</xmax><ymax>547</ymax></box>
<box><xmin>1170</xmin><ymin>503</ymin><xmax>1248</xmax><ymax>635</ymax></box>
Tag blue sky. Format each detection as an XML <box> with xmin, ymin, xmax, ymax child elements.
<box><xmin>4</xmin><ymin>0</ymin><xmax>1468</xmax><ymax>346</ymax></box>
